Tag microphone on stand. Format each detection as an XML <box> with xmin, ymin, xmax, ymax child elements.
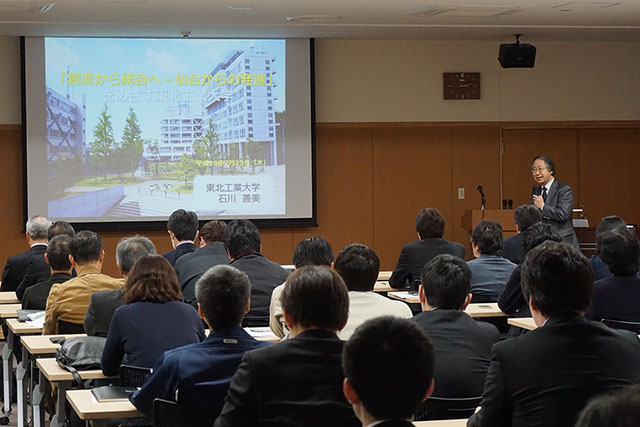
<box><xmin>477</xmin><ymin>186</ymin><xmax>486</xmax><ymax>219</ymax></box>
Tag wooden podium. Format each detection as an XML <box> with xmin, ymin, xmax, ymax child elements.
<box><xmin>461</xmin><ymin>209</ymin><xmax>517</xmax><ymax>236</ymax></box>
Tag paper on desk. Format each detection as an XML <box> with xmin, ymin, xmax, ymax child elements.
<box><xmin>26</xmin><ymin>311</ymin><xmax>45</xmax><ymax>328</ymax></box>
<box><xmin>244</xmin><ymin>327</ymin><xmax>277</xmax><ymax>338</ymax></box>
<box><xmin>388</xmin><ymin>291</ymin><xmax>413</xmax><ymax>299</ymax></box>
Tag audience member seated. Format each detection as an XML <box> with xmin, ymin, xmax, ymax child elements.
<box><xmin>84</xmin><ymin>236</ymin><xmax>156</xmax><ymax>337</ymax></box>
<box><xmin>215</xmin><ymin>266</ymin><xmax>359</xmax><ymax>427</ymax></box>
<box><xmin>498</xmin><ymin>222</ymin><xmax>562</xmax><ymax>336</ymax></box>
<box><xmin>162</xmin><ymin>209</ymin><xmax>198</xmax><ymax>266</ymax></box>
<box><xmin>335</xmin><ymin>244</ymin><xmax>412</xmax><ymax>340</ymax></box>
<box><xmin>224</xmin><ymin>220</ymin><xmax>289</xmax><ymax>327</ymax></box>
<box><xmin>101</xmin><ymin>255</ymin><xmax>205</xmax><ymax>376</ymax></box>
<box><xmin>502</xmin><ymin>205</ymin><xmax>542</xmax><ymax>264</ymax></box>
<box><xmin>131</xmin><ymin>265</ymin><xmax>270</xmax><ymax>419</ymax></box>
<box><xmin>574</xmin><ymin>384</ymin><xmax>640</xmax><ymax>427</ymax></box>
<box><xmin>43</xmin><ymin>231</ymin><xmax>124</xmax><ymax>335</ymax></box>
<box><xmin>22</xmin><ymin>235</ymin><xmax>73</xmax><ymax>310</ymax></box>
<box><xmin>174</xmin><ymin>220</ymin><xmax>229</xmax><ymax>304</ymax></box>
<box><xmin>414</xmin><ymin>254</ymin><xmax>499</xmax><ymax>398</ymax></box>
<box><xmin>390</xmin><ymin>208</ymin><xmax>465</xmax><ymax>289</ymax></box>
<box><xmin>586</xmin><ymin>229</ymin><xmax>640</xmax><ymax>322</ymax></box>
<box><xmin>468</xmin><ymin>221</ymin><xmax>516</xmax><ymax>303</ymax></box>
<box><xmin>269</xmin><ymin>236</ymin><xmax>334</xmax><ymax>338</ymax></box>
<box><xmin>47</xmin><ymin>220</ymin><xmax>76</xmax><ymax>240</ymax></box>
<box><xmin>590</xmin><ymin>215</ymin><xmax>628</xmax><ymax>281</ymax></box>
<box><xmin>2</xmin><ymin>215</ymin><xmax>51</xmax><ymax>294</ymax></box>
<box><xmin>342</xmin><ymin>316</ymin><xmax>435</xmax><ymax>427</ymax></box>
<box><xmin>468</xmin><ymin>241</ymin><xmax>640</xmax><ymax>427</ymax></box>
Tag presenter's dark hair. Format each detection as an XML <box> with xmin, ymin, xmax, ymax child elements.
<box><xmin>167</xmin><ymin>209</ymin><xmax>199</xmax><ymax>241</ymax></box>
<box><xmin>575</xmin><ymin>384</ymin><xmax>640</xmax><ymax>427</ymax></box>
<box><xmin>343</xmin><ymin>316</ymin><xmax>434</xmax><ymax>420</ymax></box>
<box><xmin>522</xmin><ymin>241</ymin><xmax>593</xmax><ymax>318</ymax></box>
<box><xmin>415</xmin><ymin>208</ymin><xmax>445</xmax><ymax>239</ymax></box>
<box><xmin>421</xmin><ymin>254</ymin><xmax>471</xmax><ymax>309</ymax></box>
<box><xmin>46</xmin><ymin>235</ymin><xmax>72</xmax><ymax>271</ymax></box>
<box><xmin>223</xmin><ymin>220</ymin><xmax>261</xmax><ymax>259</ymax></box>
<box><xmin>334</xmin><ymin>244</ymin><xmax>380</xmax><ymax>292</ymax></box>
<box><xmin>292</xmin><ymin>236</ymin><xmax>334</xmax><ymax>268</ymax></box>
<box><xmin>532</xmin><ymin>155</ymin><xmax>555</xmax><ymax>176</ymax></box>
<box><xmin>597</xmin><ymin>230</ymin><xmax>640</xmax><ymax>277</ymax></box>
<box><xmin>596</xmin><ymin>215</ymin><xmax>627</xmax><ymax>236</ymax></box>
<box><xmin>48</xmin><ymin>221</ymin><xmax>75</xmax><ymax>240</ymax></box>
<box><xmin>196</xmin><ymin>265</ymin><xmax>250</xmax><ymax>330</ymax></box>
<box><xmin>471</xmin><ymin>220</ymin><xmax>503</xmax><ymax>255</ymax></box>
<box><xmin>199</xmin><ymin>220</ymin><xmax>227</xmax><ymax>243</ymax></box>
<box><xmin>281</xmin><ymin>266</ymin><xmax>348</xmax><ymax>331</ymax></box>
<box><xmin>522</xmin><ymin>222</ymin><xmax>563</xmax><ymax>258</ymax></box>
<box><xmin>514</xmin><ymin>205</ymin><xmax>543</xmax><ymax>232</ymax></box>
<box><xmin>70</xmin><ymin>230</ymin><xmax>102</xmax><ymax>263</ymax></box>
<box><xmin>123</xmin><ymin>255</ymin><xmax>182</xmax><ymax>304</ymax></box>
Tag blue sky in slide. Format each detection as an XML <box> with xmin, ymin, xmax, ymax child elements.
<box><xmin>45</xmin><ymin>37</ymin><xmax>285</xmax><ymax>144</ymax></box>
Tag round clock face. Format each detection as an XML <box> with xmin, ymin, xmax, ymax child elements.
<box><xmin>443</xmin><ymin>72</ymin><xmax>481</xmax><ymax>100</ymax></box>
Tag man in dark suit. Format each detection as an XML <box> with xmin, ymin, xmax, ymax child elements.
<box><xmin>586</xmin><ymin>229</ymin><xmax>640</xmax><ymax>322</ymax></box>
<box><xmin>174</xmin><ymin>220</ymin><xmax>229</xmax><ymax>304</ymax></box>
<box><xmin>84</xmin><ymin>235</ymin><xmax>156</xmax><ymax>337</ymax></box>
<box><xmin>22</xmin><ymin>235</ymin><xmax>73</xmax><ymax>310</ymax></box>
<box><xmin>468</xmin><ymin>241</ymin><xmax>640</xmax><ymax>427</ymax></box>
<box><xmin>215</xmin><ymin>266</ymin><xmax>359</xmax><ymax>427</ymax></box>
<box><xmin>1</xmin><ymin>215</ymin><xmax>51</xmax><ymax>293</ymax></box>
<box><xmin>343</xmin><ymin>317</ymin><xmax>435</xmax><ymax>427</ymax></box>
<box><xmin>415</xmin><ymin>254</ymin><xmax>499</xmax><ymax>399</ymax></box>
<box><xmin>530</xmin><ymin>155</ymin><xmax>579</xmax><ymax>248</ymax></box>
<box><xmin>131</xmin><ymin>264</ymin><xmax>270</xmax><ymax>420</ymax></box>
<box><xmin>502</xmin><ymin>205</ymin><xmax>542</xmax><ymax>264</ymax></box>
<box><xmin>389</xmin><ymin>208</ymin><xmax>465</xmax><ymax>289</ymax></box>
<box><xmin>468</xmin><ymin>221</ymin><xmax>516</xmax><ymax>303</ymax></box>
<box><xmin>162</xmin><ymin>209</ymin><xmax>198</xmax><ymax>266</ymax></box>
<box><xmin>224</xmin><ymin>220</ymin><xmax>289</xmax><ymax>326</ymax></box>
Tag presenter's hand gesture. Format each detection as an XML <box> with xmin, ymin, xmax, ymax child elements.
<box><xmin>532</xmin><ymin>195</ymin><xmax>545</xmax><ymax>210</ymax></box>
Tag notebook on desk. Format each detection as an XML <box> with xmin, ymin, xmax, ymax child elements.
<box><xmin>17</xmin><ymin>309</ymin><xmax>44</xmax><ymax>322</ymax></box>
<box><xmin>91</xmin><ymin>385</ymin><xmax>138</xmax><ymax>402</ymax></box>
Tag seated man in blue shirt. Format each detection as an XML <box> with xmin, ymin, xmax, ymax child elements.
<box><xmin>130</xmin><ymin>264</ymin><xmax>269</xmax><ymax>420</ymax></box>
<box><xmin>467</xmin><ymin>220</ymin><xmax>516</xmax><ymax>303</ymax></box>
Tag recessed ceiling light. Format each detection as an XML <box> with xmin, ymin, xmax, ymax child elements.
<box><xmin>286</xmin><ymin>15</ymin><xmax>341</xmax><ymax>23</ymax></box>
<box><xmin>229</xmin><ymin>5</ymin><xmax>255</xmax><ymax>11</ymax></box>
<box><xmin>38</xmin><ymin>2</ymin><xmax>57</xmax><ymax>13</ymax></box>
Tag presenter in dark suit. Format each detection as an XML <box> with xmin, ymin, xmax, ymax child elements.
<box><xmin>215</xmin><ymin>266</ymin><xmax>359</xmax><ymax>427</ymax></box>
<box><xmin>1</xmin><ymin>215</ymin><xmax>51</xmax><ymax>293</ymax></box>
<box><xmin>530</xmin><ymin>155</ymin><xmax>579</xmax><ymax>248</ymax></box>
<box><xmin>162</xmin><ymin>209</ymin><xmax>199</xmax><ymax>266</ymax></box>
<box><xmin>343</xmin><ymin>317</ymin><xmax>435</xmax><ymax>427</ymax></box>
<box><xmin>390</xmin><ymin>208</ymin><xmax>465</xmax><ymax>289</ymax></box>
<box><xmin>469</xmin><ymin>241</ymin><xmax>640</xmax><ymax>427</ymax></box>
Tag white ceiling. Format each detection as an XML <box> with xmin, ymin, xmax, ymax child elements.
<box><xmin>1</xmin><ymin>0</ymin><xmax>639</xmax><ymax>41</ymax></box>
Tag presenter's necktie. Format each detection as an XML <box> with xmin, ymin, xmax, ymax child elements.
<box><xmin>541</xmin><ymin>186</ymin><xmax>548</xmax><ymax>202</ymax></box>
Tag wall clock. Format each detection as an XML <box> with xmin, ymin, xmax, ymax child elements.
<box><xmin>443</xmin><ymin>72</ymin><xmax>481</xmax><ymax>100</ymax></box>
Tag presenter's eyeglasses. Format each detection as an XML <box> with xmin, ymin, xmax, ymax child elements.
<box><xmin>531</xmin><ymin>167</ymin><xmax>547</xmax><ymax>174</ymax></box>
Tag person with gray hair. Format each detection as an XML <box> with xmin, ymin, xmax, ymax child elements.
<box><xmin>2</xmin><ymin>215</ymin><xmax>52</xmax><ymax>294</ymax></box>
<box><xmin>84</xmin><ymin>235</ymin><xmax>156</xmax><ymax>337</ymax></box>
<box><xmin>131</xmin><ymin>265</ymin><xmax>269</xmax><ymax>421</ymax></box>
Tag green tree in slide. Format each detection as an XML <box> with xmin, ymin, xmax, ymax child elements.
<box><xmin>244</xmin><ymin>138</ymin><xmax>263</xmax><ymax>174</ymax></box>
<box><xmin>193</xmin><ymin>118</ymin><xmax>220</xmax><ymax>174</ymax></box>
<box><xmin>90</xmin><ymin>104</ymin><xmax>115</xmax><ymax>180</ymax></box>
<box><xmin>120</xmin><ymin>108</ymin><xmax>144</xmax><ymax>179</ymax></box>
<box><xmin>174</xmin><ymin>154</ymin><xmax>198</xmax><ymax>186</ymax></box>
<box><xmin>146</xmin><ymin>139</ymin><xmax>160</xmax><ymax>176</ymax></box>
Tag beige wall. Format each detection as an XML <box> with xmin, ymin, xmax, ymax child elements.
<box><xmin>2</xmin><ymin>37</ymin><xmax>640</xmax><ymax>124</ymax></box>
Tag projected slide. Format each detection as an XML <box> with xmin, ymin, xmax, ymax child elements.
<box><xmin>43</xmin><ymin>38</ymin><xmax>286</xmax><ymax>218</ymax></box>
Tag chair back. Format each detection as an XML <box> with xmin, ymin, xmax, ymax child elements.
<box><xmin>152</xmin><ymin>398</ymin><xmax>215</xmax><ymax>427</ymax></box>
<box><xmin>602</xmin><ymin>319</ymin><xmax>640</xmax><ymax>334</ymax></box>
<box><xmin>58</xmin><ymin>320</ymin><xmax>85</xmax><ymax>334</ymax></box>
<box><xmin>415</xmin><ymin>396</ymin><xmax>482</xmax><ymax>421</ymax></box>
<box><xmin>120</xmin><ymin>365</ymin><xmax>151</xmax><ymax>387</ymax></box>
